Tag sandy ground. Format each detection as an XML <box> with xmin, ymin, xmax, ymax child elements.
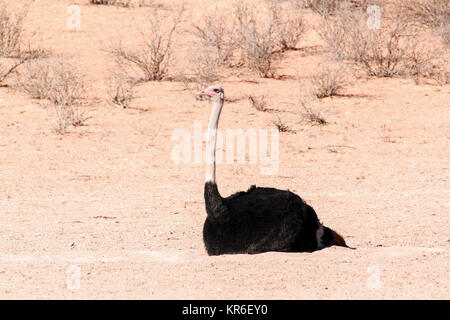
<box><xmin>0</xmin><ymin>0</ymin><xmax>449</xmax><ymax>299</ymax></box>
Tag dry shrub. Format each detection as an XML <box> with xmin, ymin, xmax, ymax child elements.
<box><xmin>403</xmin><ymin>0</ymin><xmax>450</xmax><ymax>45</ymax></box>
<box><xmin>233</xmin><ymin>1</ymin><xmax>307</xmax><ymax>77</ymax></box>
<box><xmin>292</xmin><ymin>0</ymin><xmax>370</xmax><ymax>16</ymax></box>
<box><xmin>191</xmin><ymin>49</ymin><xmax>220</xmax><ymax>87</ymax></box>
<box><xmin>0</xmin><ymin>45</ymin><xmax>49</xmax><ymax>84</ymax></box>
<box><xmin>272</xmin><ymin>115</ymin><xmax>290</xmax><ymax>132</ymax></box>
<box><xmin>402</xmin><ymin>43</ymin><xmax>448</xmax><ymax>85</ymax></box>
<box><xmin>90</xmin><ymin>0</ymin><xmax>154</xmax><ymax>7</ymax></box>
<box><xmin>190</xmin><ymin>8</ymin><xmax>234</xmax><ymax>89</ymax></box>
<box><xmin>248</xmin><ymin>94</ymin><xmax>268</xmax><ymax>111</ymax></box>
<box><xmin>301</xmin><ymin>0</ymin><xmax>341</xmax><ymax>16</ymax></box>
<box><xmin>271</xmin><ymin>3</ymin><xmax>306</xmax><ymax>50</ymax></box>
<box><xmin>18</xmin><ymin>57</ymin><xmax>85</xmax><ymax>105</ymax></box>
<box><xmin>192</xmin><ymin>8</ymin><xmax>237</xmax><ymax>66</ymax></box>
<box><xmin>317</xmin><ymin>7</ymin><xmax>353</xmax><ymax>60</ymax></box>
<box><xmin>298</xmin><ymin>96</ymin><xmax>327</xmax><ymax>125</ymax></box>
<box><xmin>16</xmin><ymin>56</ymin><xmax>88</xmax><ymax>133</ymax></box>
<box><xmin>110</xmin><ymin>5</ymin><xmax>184</xmax><ymax>81</ymax></box>
<box><xmin>351</xmin><ymin>22</ymin><xmax>413</xmax><ymax>77</ymax></box>
<box><xmin>0</xmin><ymin>60</ymin><xmax>21</xmax><ymax>84</ymax></box>
<box><xmin>16</xmin><ymin>58</ymin><xmax>53</xmax><ymax>100</ymax></box>
<box><xmin>105</xmin><ymin>69</ymin><xmax>135</xmax><ymax>108</ymax></box>
<box><xmin>0</xmin><ymin>2</ymin><xmax>28</xmax><ymax>58</ymax></box>
<box><xmin>191</xmin><ymin>1</ymin><xmax>306</xmax><ymax>79</ymax></box>
<box><xmin>318</xmin><ymin>7</ymin><xmax>447</xmax><ymax>80</ymax></box>
<box><xmin>234</xmin><ymin>3</ymin><xmax>278</xmax><ymax>78</ymax></box>
<box><xmin>310</xmin><ymin>63</ymin><xmax>349</xmax><ymax>98</ymax></box>
<box><xmin>53</xmin><ymin>102</ymin><xmax>88</xmax><ymax>134</ymax></box>
<box><xmin>0</xmin><ymin>3</ymin><xmax>49</xmax><ymax>84</ymax></box>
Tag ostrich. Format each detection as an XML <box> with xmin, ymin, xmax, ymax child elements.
<box><xmin>200</xmin><ymin>84</ymin><xmax>350</xmax><ymax>256</ymax></box>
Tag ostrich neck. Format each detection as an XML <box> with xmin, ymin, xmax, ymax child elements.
<box><xmin>205</xmin><ymin>98</ymin><xmax>224</xmax><ymax>184</ymax></box>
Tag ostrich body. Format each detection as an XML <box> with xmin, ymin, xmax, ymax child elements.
<box><xmin>200</xmin><ymin>85</ymin><xmax>349</xmax><ymax>256</ymax></box>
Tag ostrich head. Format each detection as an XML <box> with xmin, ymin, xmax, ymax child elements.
<box><xmin>317</xmin><ymin>225</ymin><xmax>350</xmax><ymax>249</ymax></box>
<box><xmin>198</xmin><ymin>84</ymin><xmax>224</xmax><ymax>101</ymax></box>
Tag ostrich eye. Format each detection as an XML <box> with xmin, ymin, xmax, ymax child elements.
<box><xmin>213</xmin><ymin>88</ymin><xmax>219</xmax><ymax>93</ymax></box>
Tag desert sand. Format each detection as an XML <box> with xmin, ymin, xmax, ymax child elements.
<box><xmin>0</xmin><ymin>0</ymin><xmax>448</xmax><ymax>299</ymax></box>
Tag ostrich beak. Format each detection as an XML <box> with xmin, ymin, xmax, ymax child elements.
<box><xmin>198</xmin><ymin>89</ymin><xmax>215</xmax><ymax>96</ymax></box>
<box><xmin>330</xmin><ymin>230</ymin><xmax>350</xmax><ymax>248</ymax></box>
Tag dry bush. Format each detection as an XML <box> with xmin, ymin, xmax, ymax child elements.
<box><xmin>52</xmin><ymin>104</ymin><xmax>74</xmax><ymax>134</ymax></box>
<box><xmin>300</xmin><ymin>0</ymin><xmax>341</xmax><ymax>16</ymax></box>
<box><xmin>0</xmin><ymin>3</ymin><xmax>49</xmax><ymax>84</ymax></box>
<box><xmin>403</xmin><ymin>0</ymin><xmax>450</xmax><ymax>45</ymax></box>
<box><xmin>351</xmin><ymin>22</ymin><xmax>413</xmax><ymax>77</ymax></box>
<box><xmin>272</xmin><ymin>115</ymin><xmax>290</xmax><ymax>132</ymax></box>
<box><xmin>317</xmin><ymin>7</ymin><xmax>354</xmax><ymax>60</ymax></box>
<box><xmin>90</xmin><ymin>0</ymin><xmax>154</xmax><ymax>7</ymax></box>
<box><xmin>248</xmin><ymin>94</ymin><xmax>268</xmax><ymax>111</ymax></box>
<box><xmin>110</xmin><ymin>5</ymin><xmax>184</xmax><ymax>82</ymax></box>
<box><xmin>293</xmin><ymin>0</ymin><xmax>369</xmax><ymax>16</ymax></box>
<box><xmin>0</xmin><ymin>60</ymin><xmax>21</xmax><ymax>84</ymax></box>
<box><xmin>16</xmin><ymin>58</ymin><xmax>53</xmax><ymax>100</ymax></box>
<box><xmin>105</xmin><ymin>69</ymin><xmax>135</xmax><ymax>108</ymax></box>
<box><xmin>242</xmin><ymin>28</ymin><xmax>277</xmax><ymax>78</ymax></box>
<box><xmin>16</xmin><ymin>56</ymin><xmax>89</xmax><ymax>133</ymax></box>
<box><xmin>18</xmin><ymin>57</ymin><xmax>85</xmax><ymax>106</ymax></box>
<box><xmin>0</xmin><ymin>3</ymin><xmax>28</xmax><ymax>58</ymax></box>
<box><xmin>310</xmin><ymin>63</ymin><xmax>349</xmax><ymax>98</ymax></box>
<box><xmin>271</xmin><ymin>3</ymin><xmax>306</xmax><ymax>50</ymax></box>
<box><xmin>190</xmin><ymin>8</ymin><xmax>234</xmax><ymax>88</ymax></box>
<box><xmin>0</xmin><ymin>45</ymin><xmax>49</xmax><ymax>84</ymax></box>
<box><xmin>298</xmin><ymin>96</ymin><xmax>327</xmax><ymax>125</ymax></box>
<box><xmin>234</xmin><ymin>1</ymin><xmax>306</xmax><ymax>76</ymax></box>
<box><xmin>192</xmin><ymin>8</ymin><xmax>237</xmax><ymax>66</ymax></box>
<box><xmin>191</xmin><ymin>49</ymin><xmax>220</xmax><ymax>87</ymax></box>
<box><xmin>234</xmin><ymin>3</ymin><xmax>278</xmax><ymax>77</ymax></box>
<box><xmin>402</xmin><ymin>43</ymin><xmax>448</xmax><ymax>84</ymax></box>
<box><xmin>53</xmin><ymin>102</ymin><xmax>88</xmax><ymax>134</ymax></box>
<box><xmin>191</xmin><ymin>1</ymin><xmax>306</xmax><ymax>78</ymax></box>
<box><xmin>318</xmin><ymin>8</ymin><xmax>447</xmax><ymax>80</ymax></box>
